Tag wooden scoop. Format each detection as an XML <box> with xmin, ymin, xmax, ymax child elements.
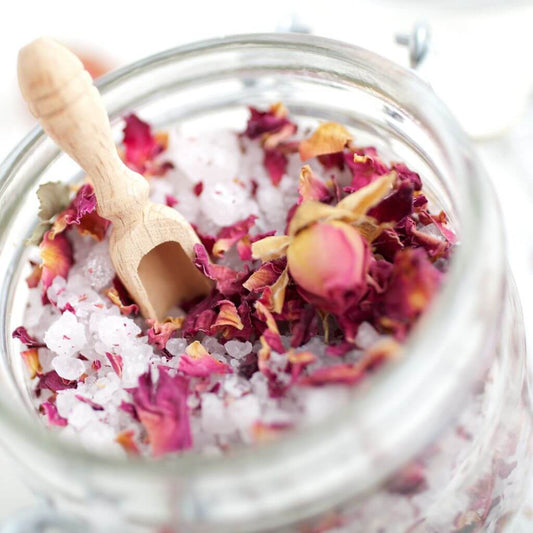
<box><xmin>18</xmin><ymin>37</ymin><xmax>212</xmax><ymax>320</ymax></box>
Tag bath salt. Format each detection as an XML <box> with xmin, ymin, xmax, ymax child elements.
<box><xmin>13</xmin><ymin>103</ymin><xmax>455</xmax><ymax>461</ymax></box>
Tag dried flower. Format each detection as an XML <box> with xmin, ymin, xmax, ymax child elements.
<box><xmin>287</xmin><ymin>220</ymin><xmax>369</xmax><ymax>313</ymax></box>
<box><xmin>131</xmin><ymin>367</ymin><xmax>192</xmax><ymax>456</ymax></box>
<box><xmin>299</xmin><ymin>122</ymin><xmax>352</xmax><ymax>161</ymax></box>
<box><xmin>178</xmin><ymin>341</ymin><xmax>232</xmax><ymax>377</ymax></box>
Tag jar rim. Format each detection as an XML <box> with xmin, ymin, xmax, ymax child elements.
<box><xmin>0</xmin><ymin>32</ymin><xmax>504</xmax><ymax>506</ymax></box>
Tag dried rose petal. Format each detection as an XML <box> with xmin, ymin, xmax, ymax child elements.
<box><xmin>193</xmin><ymin>181</ymin><xmax>204</xmax><ymax>197</ymax></box>
<box><xmin>337</xmin><ymin>172</ymin><xmax>397</xmax><ymax>218</ymax></box>
<box><xmin>288</xmin><ymin>350</ymin><xmax>316</xmax><ymax>381</ymax></box>
<box><xmin>181</xmin><ymin>292</ymin><xmax>221</xmax><ymax>338</ymax></box>
<box><xmin>299</xmin><ymin>122</ymin><xmax>352</xmax><ymax>161</ymax></box>
<box><xmin>194</xmin><ymin>244</ymin><xmax>248</xmax><ymax>296</ymax></box>
<box><xmin>106</xmin><ymin>352</ymin><xmax>124</xmax><ymax>377</ymax></box>
<box><xmin>122</xmin><ymin>114</ymin><xmax>171</xmax><ymax>176</ymax></box>
<box><xmin>344</xmin><ymin>149</ymin><xmax>389</xmax><ymax>192</ymax></box>
<box><xmin>178</xmin><ymin>341</ymin><xmax>232</xmax><ymax>378</ymax></box>
<box><xmin>76</xmin><ymin>210</ymin><xmax>110</xmax><ymax>241</ymax></box>
<box><xmin>251</xmin><ymin>235</ymin><xmax>291</xmax><ymax>262</ymax></box>
<box><xmin>75</xmin><ymin>395</ymin><xmax>104</xmax><ymax>411</ymax></box>
<box><xmin>35</xmin><ymin>371</ymin><xmax>76</xmax><ymax>393</ymax></box>
<box><xmin>49</xmin><ymin>184</ymin><xmax>95</xmax><ymax>237</ymax></box>
<box><xmin>21</xmin><ymin>348</ymin><xmax>42</xmax><ymax>379</ymax></box>
<box><xmin>287</xmin><ymin>201</ymin><xmax>353</xmax><ymax>237</ymax></box>
<box><xmin>287</xmin><ymin>221</ymin><xmax>369</xmax><ymax>313</ymax></box>
<box><xmin>318</xmin><ymin>151</ymin><xmax>345</xmax><ymax>170</ymax></box>
<box><xmin>252</xmin><ymin>421</ymin><xmax>290</xmax><ymax>443</ymax></box>
<box><xmin>384</xmin><ymin>248</ymin><xmax>443</xmax><ymax>325</ymax></box>
<box><xmin>39</xmin><ymin>231</ymin><xmax>73</xmax><ymax>300</ymax></box>
<box><xmin>165</xmin><ymin>194</ymin><xmax>179</xmax><ymax>208</ymax></box>
<box><xmin>391</xmin><ymin>162</ymin><xmax>422</xmax><ymax>191</ymax></box>
<box><xmin>12</xmin><ymin>326</ymin><xmax>44</xmax><ymax>348</ymax></box>
<box><xmin>26</xmin><ymin>263</ymin><xmax>42</xmax><ymax>288</ymax></box>
<box><xmin>244</xmin><ymin>103</ymin><xmax>293</xmax><ymax>140</ymax></box>
<box><xmin>212</xmin><ymin>215</ymin><xmax>257</xmax><ymax>258</ymax></box>
<box><xmin>40</xmin><ymin>402</ymin><xmax>68</xmax><ymax>426</ymax></box>
<box><xmin>259</xmin><ymin>267</ymin><xmax>289</xmax><ymax>314</ymax></box>
<box><xmin>131</xmin><ymin>367</ymin><xmax>192</xmax><ymax>456</ymax></box>
<box><xmin>212</xmin><ymin>300</ymin><xmax>244</xmax><ymax>331</ymax></box>
<box><xmin>146</xmin><ymin>317</ymin><xmax>184</xmax><ymax>350</ymax></box>
<box><xmin>297</xmin><ymin>165</ymin><xmax>331</xmax><ymax>204</ymax></box>
<box><xmin>119</xmin><ymin>400</ymin><xmax>139</xmax><ymax>421</ymax></box>
<box><xmin>263</xmin><ymin>148</ymin><xmax>287</xmax><ymax>186</ymax></box>
<box><xmin>243</xmin><ymin>259</ymin><xmax>286</xmax><ymax>292</ymax></box>
<box><xmin>116</xmin><ymin>429</ymin><xmax>140</xmax><ymax>455</ymax></box>
<box><xmin>105</xmin><ymin>287</ymin><xmax>139</xmax><ymax>316</ymax></box>
<box><xmin>290</xmin><ymin>306</ymin><xmax>318</xmax><ymax>348</ymax></box>
<box><xmin>298</xmin><ymin>363</ymin><xmax>364</xmax><ymax>386</ymax></box>
<box><xmin>367</xmin><ymin>181</ymin><xmax>414</xmax><ymax>223</ymax></box>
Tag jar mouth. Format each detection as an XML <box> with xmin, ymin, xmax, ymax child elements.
<box><xmin>0</xmin><ymin>32</ymin><xmax>504</xmax><ymax>508</ymax></box>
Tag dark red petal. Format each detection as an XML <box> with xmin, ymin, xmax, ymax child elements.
<box><xmin>131</xmin><ymin>367</ymin><xmax>192</xmax><ymax>456</ymax></box>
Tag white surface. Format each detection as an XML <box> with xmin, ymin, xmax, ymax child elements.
<box><xmin>1</xmin><ymin>0</ymin><xmax>533</xmax><ymax>528</ymax></box>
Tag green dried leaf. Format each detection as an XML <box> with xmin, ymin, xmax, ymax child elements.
<box><xmin>37</xmin><ymin>181</ymin><xmax>71</xmax><ymax>221</ymax></box>
<box><xmin>25</xmin><ymin>221</ymin><xmax>51</xmax><ymax>246</ymax></box>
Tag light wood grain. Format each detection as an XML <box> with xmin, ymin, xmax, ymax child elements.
<box><xmin>18</xmin><ymin>37</ymin><xmax>212</xmax><ymax>320</ymax></box>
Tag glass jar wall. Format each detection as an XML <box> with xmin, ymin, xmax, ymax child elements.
<box><xmin>0</xmin><ymin>34</ymin><xmax>530</xmax><ymax>532</ymax></box>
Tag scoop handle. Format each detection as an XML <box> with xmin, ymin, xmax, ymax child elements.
<box><xmin>17</xmin><ymin>37</ymin><xmax>148</xmax><ymax>222</ymax></box>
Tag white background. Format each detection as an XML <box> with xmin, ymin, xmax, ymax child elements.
<box><xmin>0</xmin><ymin>0</ymin><xmax>532</xmax><ymax>527</ymax></box>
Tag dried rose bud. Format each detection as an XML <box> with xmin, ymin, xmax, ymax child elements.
<box><xmin>287</xmin><ymin>220</ymin><xmax>369</xmax><ymax>312</ymax></box>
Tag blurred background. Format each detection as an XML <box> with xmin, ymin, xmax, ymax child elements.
<box><xmin>1</xmin><ymin>0</ymin><xmax>533</xmax><ymax>526</ymax></box>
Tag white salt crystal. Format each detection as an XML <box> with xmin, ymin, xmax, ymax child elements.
<box><xmin>92</xmin><ymin>374</ymin><xmax>122</xmax><ymax>406</ymax></box>
<box><xmin>47</xmin><ymin>276</ymin><xmax>67</xmax><ymax>303</ymax></box>
<box><xmin>200</xmin><ymin>181</ymin><xmax>256</xmax><ymax>227</ymax></box>
<box><xmin>170</xmin><ymin>190</ymin><xmax>201</xmax><ymax>225</ymax></box>
<box><xmin>223</xmin><ymin>374</ymin><xmax>252</xmax><ymax>398</ymax></box>
<box><xmin>250</xmin><ymin>372</ymin><xmax>269</xmax><ymax>399</ymax></box>
<box><xmin>256</xmin><ymin>184</ymin><xmax>288</xmax><ymax>233</ymax></box>
<box><xmin>171</xmin><ymin>130</ymin><xmax>240</xmax><ymax>185</ymax></box>
<box><xmin>83</xmin><ymin>240</ymin><xmax>115</xmax><ymax>291</ymax></box>
<box><xmin>297</xmin><ymin>386</ymin><xmax>351</xmax><ymax>425</ymax></box>
<box><xmin>44</xmin><ymin>311</ymin><xmax>87</xmax><ymax>357</ymax></box>
<box><xmin>56</xmin><ymin>389</ymin><xmax>78</xmax><ymax>418</ymax></box>
<box><xmin>149</xmin><ymin>177</ymin><xmax>175</xmax><ymax>206</ymax></box>
<box><xmin>201</xmin><ymin>393</ymin><xmax>235</xmax><ymax>435</ymax></box>
<box><xmin>225</xmin><ymin>340</ymin><xmax>252</xmax><ymax>359</ymax></box>
<box><xmin>202</xmin><ymin>336</ymin><xmax>225</xmax><ymax>355</ymax></box>
<box><xmin>96</xmin><ymin>315</ymin><xmax>141</xmax><ymax>352</ymax></box>
<box><xmin>121</xmin><ymin>343</ymin><xmax>154</xmax><ymax>388</ymax></box>
<box><xmin>68</xmin><ymin>402</ymin><xmax>97</xmax><ymax>430</ymax></box>
<box><xmin>355</xmin><ymin>322</ymin><xmax>381</xmax><ymax>350</ymax></box>
<box><xmin>166</xmin><ymin>338</ymin><xmax>187</xmax><ymax>356</ymax></box>
<box><xmin>78</xmin><ymin>420</ymin><xmax>118</xmax><ymax>452</ymax></box>
<box><xmin>227</xmin><ymin>395</ymin><xmax>260</xmax><ymax>432</ymax></box>
<box><xmin>52</xmin><ymin>356</ymin><xmax>86</xmax><ymax>380</ymax></box>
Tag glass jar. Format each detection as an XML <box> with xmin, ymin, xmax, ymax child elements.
<box><xmin>0</xmin><ymin>34</ymin><xmax>530</xmax><ymax>533</ymax></box>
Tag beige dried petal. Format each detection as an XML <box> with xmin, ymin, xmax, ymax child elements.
<box><xmin>337</xmin><ymin>171</ymin><xmax>396</xmax><ymax>217</ymax></box>
<box><xmin>251</xmin><ymin>235</ymin><xmax>292</xmax><ymax>262</ymax></box>
<box><xmin>269</xmin><ymin>266</ymin><xmax>289</xmax><ymax>314</ymax></box>
<box><xmin>185</xmin><ymin>340</ymin><xmax>210</xmax><ymax>358</ymax></box>
<box><xmin>354</xmin><ymin>218</ymin><xmax>392</xmax><ymax>243</ymax></box>
<box><xmin>299</xmin><ymin>122</ymin><xmax>352</xmax><ymax>161</ymax></box>
<box><xmin>287</xmin><ymin>201</ymin><xmax>354</xmax><ymax>236</ymax></box>
<box><xmin>270</xmin><ymin>101</ymin><xmax>288</xmax><ymax>118</ymax></box>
